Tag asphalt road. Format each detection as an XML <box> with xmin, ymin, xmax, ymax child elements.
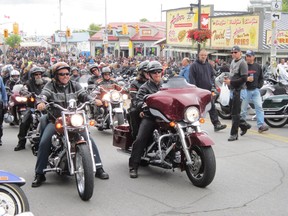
<box><xmin>0</xmin><ymin>117</ymin><xmax>287</xmax><ymax>216</ymax></box>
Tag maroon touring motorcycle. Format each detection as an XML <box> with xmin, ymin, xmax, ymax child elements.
<box><xmin>113</xmin><ymin>77</ymin><xmax>216</xmax><ymax>187</ymax></box>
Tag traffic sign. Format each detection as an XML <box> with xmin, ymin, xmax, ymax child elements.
<box><xmin>271</xmin><ymin>1</ymin><xmax>282</xmax><ymax>11</ymax></box>
<box><xmin>271</xmin><ymin>12</ymin><xmax>281</xmax><ymax>21</ymax></box>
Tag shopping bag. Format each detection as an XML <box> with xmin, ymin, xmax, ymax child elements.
<box><xmin>219</xmin><ymin>83</ymin><xmax>230</xmax><ymax>106</ymax></box>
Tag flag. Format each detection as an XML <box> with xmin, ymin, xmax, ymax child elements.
<box><xmin>4</xmin><ymin>15</ymin><xmax>10</xmax><ymax>19</ymax></box>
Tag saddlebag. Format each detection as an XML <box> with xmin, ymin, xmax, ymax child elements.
<box><xmin>113</xmin><ymin>124</ymin><xmax>133</xmax><ymax>150</ymax></box>
<box><xmin>263</xmin><ymin>95</ymin><xmax>288</xmax><ymax>109</ymax></box>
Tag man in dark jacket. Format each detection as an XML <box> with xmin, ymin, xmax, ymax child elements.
<box><xmin>189</xmin><ymin>49</ymin><xmax>226</xmax><ymax>132</ymax></box>
<box><xmin>32</xmin><ymin>62</ymin><xmax>109</xmax><ymax>188</ymax></box>
<box><xmin>14</xmin><ymin>67</ymin><xmax>47</xmax><ymax>151</ymax></box>
<box><xmin>87</xmin><ymin>64</ymin><xmax>101</xmax><ymax>85</ymax></box>
<box><xmin>129</xmin><ymin>61</ymin><xmax>162</xmax><ymax>179</ymax></box>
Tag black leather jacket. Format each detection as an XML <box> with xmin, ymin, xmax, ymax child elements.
<box><xmin>88</xmin><ymin>75</ymin><xmax>101</xmax><ymax>85</ymax></box>
<box><xmin>24</xmin><ymin>78</ymin><xmax>47</xmax><ymax>108</ymax></box>
<box><xmin>136</xmin><ymin>79</ymin><xmax>162</xmax><ymax>112</ymax></box>
<box><xmin>38</xmin><ymin>80</ymin><xmax>93</xmax><ymax>121</ymax></box>
<box><xmin>129</xmin><ymin>78</ymin><xmax>147</xmax><ymax>109</ymax></box>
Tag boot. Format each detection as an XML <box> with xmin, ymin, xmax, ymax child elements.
<box><xmin>95</xmin><ymin>168</ymin><xmax>109</xmax><ymax>179</ymax></box>
<box><xmin>31</xmin><ymin>173</ymin><xmax>46</xmax><ymax>187</ymax></box>
<box><xmin>228</xmin><ymin>134</ymin><xmax>238</xmax><ymax>141</ymax></box>
<box><xmin>14</xmin><ymin>144</ymin><xmax>25</xmax><ymax>151</ymax></box>
<box><xmin>239</xmin><ymin>119</ymin><xmax>251</xmax><ymax>136</ymax></box>
<box><xmin>129</xmin><ymin>167</ymin><xmax>138</xmax><ymax>178</ymax></box>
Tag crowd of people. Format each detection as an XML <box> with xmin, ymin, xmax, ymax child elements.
<box><xmin>0</xmin><ymin>45</ymin><xmax>274</xmax><ymax>182</ymax></box>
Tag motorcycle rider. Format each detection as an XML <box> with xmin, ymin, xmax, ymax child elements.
<box><xmin>5</xmin><ymin>69</ymin><xmax>23</xmax><ymax>125</ymax></box>
<box><xmin>70</xmin><ymin>66</ymin><xmax>80</xmax><ymax>82</ymax></box>
<box><xmin>32</xmin><ymin>62</ymin><xmax>109</xmax><ymax>187</ymax></box>
<box><xmin>0</xmin><ymin>76</ymin><xmax>8</xmax><ymax>146</ymax></box>
<box><xmin>88</xmin><ymin>64</ymin><xmax>101</xmax><ymax>85</ymax></box>
<box><xmin>1</xmin><ymin>64</ymin><xmax>14</xmax><ymax>84</ymax></box>
<box><xmin>96</xmin><ymin>66</ymin><xmax>122</xmax><ymax>92</ymax></box>
<box><xmin>128</xmin><ymin>60</ymin><xmax>150</xmax><ymax>141</ymax></box>
<box><xmin>14</xmin><ymin>67</ymin><xmax>48</xmax><ymax>151</ymax></box>
<box><xmin>129</xmin><ymin>60</ymin><xmax>163</xmax><ymax>178</ymax></box>
<box><xmin>189</xmin><ymin>49</ymin><xmax>227</xmax><ymax>132</ymax></box>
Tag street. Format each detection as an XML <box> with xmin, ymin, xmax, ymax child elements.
<box><xmin>0</xmin><ymin>117</ymin><xmax>288</xmax><ymax>216</ymax></box>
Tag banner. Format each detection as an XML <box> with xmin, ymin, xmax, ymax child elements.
<box><xmin>266</xmin><ymin>30</ymin><xmax>288</xmax><ymax>45</ymax></box>
<box><xmin>210</xmin><ymin>15</ymin><xmax>260</xmax><ymax>49</ymax></box>
<box><xmin>166</xmin><ymin>6</ymin><xmax>212</xmax><ymax>46</ymax></box>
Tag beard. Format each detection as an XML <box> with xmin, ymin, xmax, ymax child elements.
<box><xmin>35</xmin><ymin>78</ymin><xmax>44</xmax><ymax>85</ymax></box>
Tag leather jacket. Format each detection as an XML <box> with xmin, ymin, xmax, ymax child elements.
<box><xmin>88</xmin><ymin>75</ymin><xmax>101</xmax><ymax>85</ymax></box>
<box><xmin>37</xmin><ymin>80</ymin><xmax>93</xmax><ymax>121</ymax></box>
<box><xmin>136</xmin><ymin>79</ymin><xmax>161</xmax><ymax>112</ymax></box>
<box><xmin>129</xmin><ymin>78</ymin><xmax>147</xmax><ymax>110</ymax></box>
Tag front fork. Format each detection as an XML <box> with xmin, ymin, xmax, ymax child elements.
<box><xmin>175</xmin><ymin>123</ymin><xmax>202</xmax><ymax>166</ymax></box>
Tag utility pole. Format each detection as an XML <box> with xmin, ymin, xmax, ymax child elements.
<box><xmin>59</xmin><ymin>0</ymin><xmax>62</xmax><ymax>50</ymax></box>
<box><xmin>103</xmin><ymin>0</ymin><xmax>108</xmax><ymax>57</ymax></box>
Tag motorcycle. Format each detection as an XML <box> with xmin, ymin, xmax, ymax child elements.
<box><xmin>95</xmin><ymin>86</ymin><xmax>128</xmax><ymax>131</ymax></box>
<box><xmin>263</xmin><ymin>94</ymin><xmax>288</xmax><ymax>128</ymax></box>
<box><xmin>0</xmin><ymin>170</ymin><xmax>33</xmax><ymax>216</ymax></box>
<box><xmin>7</xmin><ymin>84</ymin><xmax>28</xmax><ymax>125</ymax></box>
<box><xmin>113</xmin><ymin>77</ymin><xmax>216</xmax><ymax>188</ymax></box>
<box><xmin>36</xmin><ymin>98</ymin><xmax>96</xmax><ymax>201</ymax></box>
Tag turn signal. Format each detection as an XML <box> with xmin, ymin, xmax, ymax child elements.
<box><xmin>169</xmin><ymin>121</ymin><xmax>176</xmax><ymax>127</ymax></box>
<box><xmin>55</xmin><ymin>122</ymin><xmax>63</xmax><ymax>129</ymax></box>
<box><xmin>89</xmin><ymin>120</ymin><xmax>95</xmax><ymax>126</ymax></box>
<box><xmin>199</xmin><ymin>118</ymin><xmax>205</xmax><ymax>124</ymax></box>
<box><xmin>30</xmin><ymin>97</ymin><xmax>35</xmax><ymax>102</ymax></box>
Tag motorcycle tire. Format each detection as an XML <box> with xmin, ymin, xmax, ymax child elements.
<box><xmin>185</xmin><ymin>146</ymin><xmax>216</xmax><ymax>188</ymax></box>
<box><xmin>113</xmin><ymin>113</ymin><xmax>125</xmax><ymax>126</ymax></box>
<box><xmin>264</xmin><ymin>118</ymin><xmax>288</xmax><ymax>128</ymax></box>
<box><xmin>0</xmin><ymin>184</ymin><xmax>30</xmax><ymax>215</ymax></box>
<box><xmin>74</xmin><ymin>144</ymin><xmax>94</xmax><ymax>201</ymax></box>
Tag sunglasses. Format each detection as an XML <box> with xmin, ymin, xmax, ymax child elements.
<box><xmin>231</xmin><ymin>52</ymin><xmax>239</xmax><ymax>54</ymax></box>
<box><xmin>34</xmin><ymin>73</ymin><xmax>42</xmax><ymax>76</ymax></box>
<box><xmin>151</xmin><ymin>71</ymin><xmax>162</xmax><ymax>74</ymax></box>
<box><xmin>58</xmin><ymin>73</ymin><xmax>70</xmax><ymax>77</ymax></box>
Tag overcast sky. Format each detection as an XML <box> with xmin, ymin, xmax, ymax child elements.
<box><xmin>0</xmin><ymin>0</ymin><xmax>251</xmax><ymax>36</ymax></box>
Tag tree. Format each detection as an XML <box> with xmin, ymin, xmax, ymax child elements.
<box><xmin>282</xmin><ymin>0</ymin><xmax>288</xmax><ymax>12</ymax></box>
<box><xmin>5</xmin><ymin>34</ymin><xmax>21</xmax><ymax>48</ymax></box>
<box><xmin>88</xmin><ymin>23</ymin><xmax>102</xmax><ymax>36</ymax></box>
<box><xmin>140</xmin><ymin>18</ymin><xmax>149</xmax><ymax>22</ymax></box>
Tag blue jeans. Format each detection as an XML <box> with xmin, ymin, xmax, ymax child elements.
<box><xmin>35</xmin><ymin>122</ymin><xmax>102</xmax><ymax>174</ymax></box>
<box><xmin>240</xmin><ymin>88</ymin><xmax>264</xmax><ymax>128</ymax></box>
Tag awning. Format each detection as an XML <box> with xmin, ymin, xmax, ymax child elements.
<box><xmin>152</xmin><ymin>38</ymin><xmax>166</xmax><ymax>46</ymax></box>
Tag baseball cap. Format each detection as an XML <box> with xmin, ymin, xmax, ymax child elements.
<box><xmin>231</xmin><ymin>46</ymin><xmax>241</xmax><ymax>52</ymax></box>
<box><xmin>245</xmin><ymin>50</ymin><xmax>255</xmax><ymax>56</ymax></box>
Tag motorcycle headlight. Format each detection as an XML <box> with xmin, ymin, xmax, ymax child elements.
<box><xmin>15</xmin><ymin>96</ymin><xmax>28</xmax><ymax>103</ymax></box>
<box><xmin>70</xmin><ymin>114</ymin><xmax>84</xmax><ymax>127</ymax></box>
<box><xmin>122</xmin><ymin>94</ymin><xmax>128</xmax><ymax>100</ymax></box>
<box><xmin>184</xmin><ymin>106</ymin><xmax>200</xmax><ymax>123</ymax></box>
<box><xmin>111</xmin><ymin>91</ymin><xmax>121</xmax><ymax>102</ymax></box>
<box><xmin>102</xmin><ymin>93</ymin><xmax>110</xmax><ymax>101</ymax></box>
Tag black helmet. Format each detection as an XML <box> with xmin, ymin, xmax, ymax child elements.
<box><xmin>147</xmin><ymin>61</ymin><xmax>162</xmax><ymax>73</ymax></box>
<box><xmin>137</xmin><ymin>60</ymin><xmax>149</xmax><ymax>72</ymax></box>
<box><xmin>30</xmin><ymin>67</ymin><xmax>45</xmax><ymax>77</ymax></box>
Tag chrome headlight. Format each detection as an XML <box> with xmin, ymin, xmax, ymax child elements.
<box><xmin>70</xmin><ymin>114</ymin><xmax>84</xmax><ymax>127</ymax></box>
<box><xmin>102</xmin><ymin>93</ymin><xmax>110</xmax><ymax>101</ymax></box>
<box><xmin>15</xmin><ymin>96</ymin><xmax>27</xmax><ymax>103</ymax></box>
<box><xmin>122</xmin><ymin>94</ymin><xmax>128</xmax><ymax>100</ymax></box>
<box><xmin>111</xmin><ymin>91</ymin><xmax>121</xmax><ymax>102</ymax></box>
<box><xmin>184</xmin><ymin>106</ymin><xmax>200</xmax><ymax>123</ymax></box>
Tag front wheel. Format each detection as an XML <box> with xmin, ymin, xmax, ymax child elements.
<box><xmin>75</xmin><ymin>144</ymin><xmax>94</xmax><ymax>201</ymax></box>
<box><xmin>185</xmin><ymin>146</ymin><xmax>216</xmax><ymax>188</ymax></box>
<box><xmin>0</xmin><ymin>184</ymin><xmax>30</xmax><ymax>215</ymax></box>
<box><xmin>264</xmin><ymin>118</ymin><xmax>288</xmax><ymax>128</ymax></box>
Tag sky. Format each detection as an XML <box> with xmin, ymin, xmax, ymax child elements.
<box><xmin>0</xmin><ymin>0</ymin><xmax>251</xmax><ymax>36</ymax></box>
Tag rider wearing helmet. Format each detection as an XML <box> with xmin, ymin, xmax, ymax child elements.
<box><xmin>5</xmin><ymin>69</ymin><xmax>22</xmax><ymax>91</ymax></box>
<box><xmin>32</xmin><ymin>62</ymin><xmax>109</xmax><ymax>187</ymax></box>
<box><xmin>70</xmin><ymin>66</ymin><xmax>80</xmax><ymax>82</ymax></box>
<box><xmin>1</xmin><ymin>64</ymin><xmax>14</xmax><ymax>84</ymax></box>
<box><xmin>128</xmin><ymin>61</ymin><xmax>163</xmax><ymax>178</ymax></box>
<box><xmin>96</xmin><ymin>66</ymin><xmax>120</xmax><ymax>89</ymax></box>
<box><xmin>87</xmin><ymin>64</ymin><xmax>101</xmax><ymax>85</ymax></box>
<box><xmin>128</xmin><ymin>60</ymin><xmax>150</xmax><ymax>141</ymax></box>
<box><xmin>14</xmin><ymin>67</ymin><xmax>48</xmax><ymax>151</ymax></box>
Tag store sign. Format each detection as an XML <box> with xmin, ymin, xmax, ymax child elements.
<box><xmin>166</xmin><ymin>6</ymin><xmax>212</xmax><ymax>46</ymax></box>
<box><xmin>266</xmin><ymin>30</ymin><xmax>288</xmax><ymax>45</ymax></box>
<box><xmin>210</xmin><ymin>15</ymin><xmax>260</xmax><ymax>49</ymax></box>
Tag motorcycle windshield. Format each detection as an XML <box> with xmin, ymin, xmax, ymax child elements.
<box><xmin>147</xmin><ymin>77</ymin><xmax>212</xmax><ymax>121</ymax></box>
<box><xmin>79</xmin><ymin>75</ymin><xmax>91</xmax><ymax>89</ymax></box>
<box><xmin>12</xmin><ymin>84</ymin><xmax>24</xmax><ymax>94</ymax></box>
